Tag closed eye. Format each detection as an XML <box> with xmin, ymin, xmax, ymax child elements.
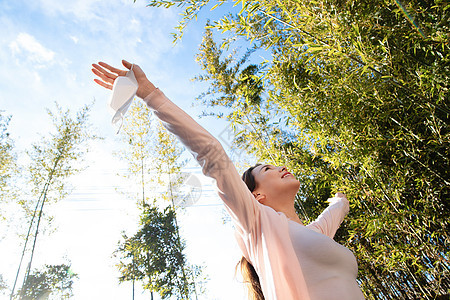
<box><xmin>259</xmin><ymin>164</ymin><xmax>271</xmax><ymax>174</ymax></box>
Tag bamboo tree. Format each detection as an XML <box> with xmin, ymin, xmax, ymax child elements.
<box><xmin>11</xmin><ymin>103</ymin><xmax>95</xmax><ymax>299</ymax></box>
<box><xmin>140</xmin><ymin>0</ymin><xmax>449</xmax><ymax>298</ymax></box>
<box><xmin>116</xmin><ymin>100</ymin><xmax>156</xmax><ymax>205</ymax></box>
<box><xmin>115</xmin><ymin>101</ymin><xmax>202</xmax><ymax>299</ymax></box>
<box><xmin>0</xmin><ymin>274</ymin><xmax>8</xmax><ymax>295</ymax></box>
<box><xmin>0</xmin><ymin>112</ymin><xmax>18</xmax><ymax>220</ymax></box>
<box><xmin>15</xmin><ymin>263</ymin><xmax>78</xmax><ymax>300</ymax></box>
<box><xmin>154</xmin><ymin>121</ymin><xmax>199</xmax><ymax>299</ymax></box>
<box><xmin>115</xmin><ymin>202</ymin><xmax>201</xmax><ymax>300</ymax></box>
<box><xmin>115</xmin><ymin>100</ymin><xmax>157</xmax><ymax>298</ymax></box>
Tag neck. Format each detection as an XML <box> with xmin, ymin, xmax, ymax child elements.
<box><xmin>270</xmin><ymin>192</ymin><xmax>303</xmax><ymax>224</ymax></box>
<box><xmin>281</xmin><ymin>205</ymin><xmax>303</xmax><ymax>224</ymax></box>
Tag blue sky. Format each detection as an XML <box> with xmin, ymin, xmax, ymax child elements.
<box><xmin>0</xmin><ymin>0</ymin><xmax>249</xmax><ymax>299</ymax></box>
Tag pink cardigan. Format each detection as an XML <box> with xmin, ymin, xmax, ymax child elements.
<box><xmin>144</xmin><ymin>89</ymin><xmax>352</xmax><ymax>300</ymax></box>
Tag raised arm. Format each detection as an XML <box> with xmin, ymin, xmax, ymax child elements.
<box><xmin>306</xmin><ymin>192</ymin><xmax>350</xmax><ymax>238</ymax></box>
<box><xmin>92</xmin><ymin>60</ymin><xmax>260</xmax><ymax>233</ymax></box>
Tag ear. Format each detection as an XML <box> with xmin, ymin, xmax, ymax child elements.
<box><xmin>252</xmin><ymin>192</ymin><xmax>266</xmax><ymax>204</ymax></box>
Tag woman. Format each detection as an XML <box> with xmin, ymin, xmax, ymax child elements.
<box><xmin>92</xmin><ymin>60</ymin><xmax>365</xmax><ymax>300</ymax></box>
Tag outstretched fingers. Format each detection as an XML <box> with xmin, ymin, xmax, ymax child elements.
<box><xmin>92</xmin><ymin>60</ymin><xmax>138</xmax><ymax>91</ymax></box>
<box><xmin>98</xmin><ymin>61</ymin><xmax>128</xmax><ymax>76</ymax></box>
<box><xmin>91</xmin><ymin>66</ymin><xmax>114</xmax><ymax>83</ymax></box>
<box><xmin>92</xmin><ymin>62</ymin><xmax>125</xmax><ymax>90</ymax></box>
<box><xmin>91</xmin><ymin>67</ymin><xmax>114</xmax><ymax>89</ymax></box>
<box><xmin>93</xmin><ymin>62</ymin><xmax>119</xmax><ymax>77</ymax></box>
<box><xmin>93</xmin><ymin>78</ymin><xmax>113</xmax><ymax>90</ymax></box>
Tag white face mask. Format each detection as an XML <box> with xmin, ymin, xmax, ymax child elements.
<box><xmin>108</xmin><ymin>64</ymin><xmax>138</xmax><ymax>133</ymax></box>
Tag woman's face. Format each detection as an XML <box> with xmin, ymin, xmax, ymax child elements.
<box><xmin>251</xmin><ymin>164</ymin><xmax>300</xmax><ymax>201</ymax></box>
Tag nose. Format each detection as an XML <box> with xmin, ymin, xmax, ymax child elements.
<box><xmin>278</xmin><ymin>166</ymin><xmax>287</xmax><ymax>172</ymax></box>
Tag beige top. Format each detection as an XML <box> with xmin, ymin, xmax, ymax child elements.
<box><xmin>291</xmin><ymin>197</ymin><xmax>365</xmax><ymax>299</ymax></box>
<box><xmin>144</xmin><ymin>89</ymin><xmax>364</xmax><ymax>299</ymax></box>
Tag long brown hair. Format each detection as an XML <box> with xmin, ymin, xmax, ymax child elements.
<box><xmin>238</xmin><ymin>164</ymin><xmax>265</xmax><ymax>300</ymax></box>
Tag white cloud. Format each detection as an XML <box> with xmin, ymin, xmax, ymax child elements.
<box><xmin>9</xmin><ymin>32</ymin><xmax>55</xmax><ymax>66</ymax></box>
<box><xmin>35</xmin><ymin>0</ymin><xmax>103</xmax><ymax>21</ymax></box>
<box><xmin>70</xmin><ymin>35</ymin><xmax>79</xmax><ymax>44</ymax></box>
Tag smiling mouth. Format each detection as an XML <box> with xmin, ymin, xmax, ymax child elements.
<box><xmin>281</xmin><ymin>172</ymin><xmax>292</xmax><ymax>178</ymax></box>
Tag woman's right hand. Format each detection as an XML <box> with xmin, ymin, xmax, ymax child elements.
<box><xmin>91</xmin><ymin>59</ymin><xmax>156</xmax><ymax>99</ymax></box>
